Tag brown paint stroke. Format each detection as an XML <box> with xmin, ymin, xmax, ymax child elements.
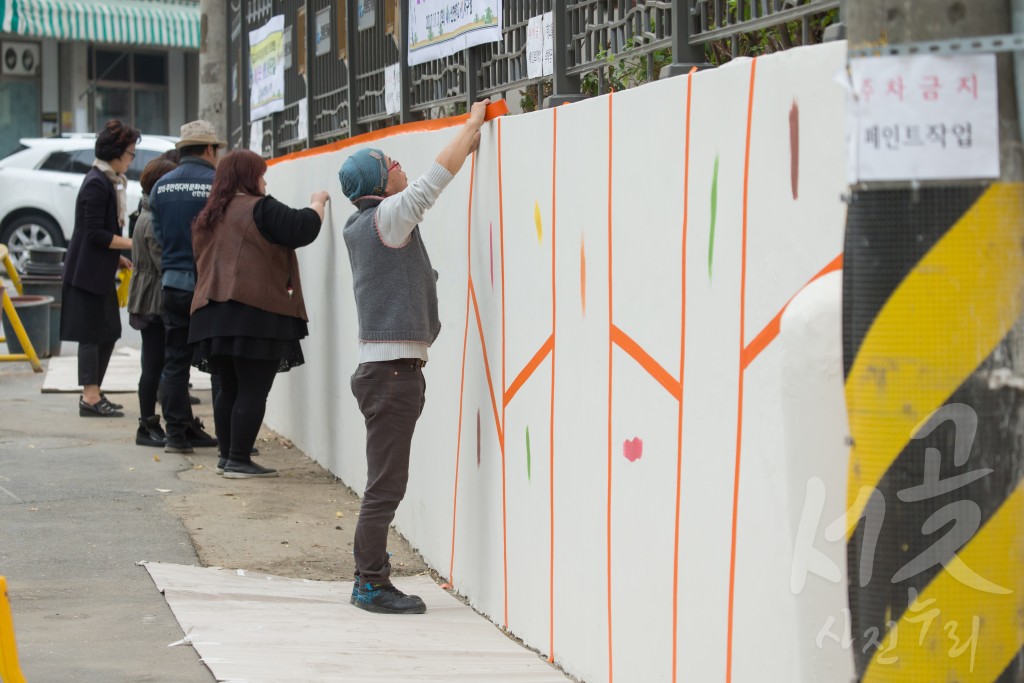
<box><xmin>789</xmin><ymin>101</ymin><xmax>799</xmax><ymax>200</ymax></box>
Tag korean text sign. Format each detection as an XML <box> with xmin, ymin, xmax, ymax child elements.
<box><xmin>848</xmin><ymin>53</ymin><xmax>998</xmax><ymax>181</ymax></box>
<box><xmin>408</xmin><ymin>0</ymin><xmax>502</xmax><ymax>67</ymax></box>
<box><xmin>249</xmin><ymin>15</ymin><xmax>286</xmax><ymax>122</ymax></box>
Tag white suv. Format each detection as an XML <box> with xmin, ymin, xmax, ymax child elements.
<box><xmin>0</xmin><ymin>134</ymin><xmax>178</xmax><ymax>269</ymax></box>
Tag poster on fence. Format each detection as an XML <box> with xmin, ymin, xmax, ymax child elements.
<box><xmin>407</xmin><ymin>0</ymin><xmax>502</xmax><ymax>66</ymax></box>
<box><xmin>847</xmin><ymin>53</ymin><xmax>999</xmax><ymax>181</ymax></box>
<box><xmin>526</xmin><ymin>12</ymin><xmax>552</xmax><ymax>79</ymax></box>
<box><xmin>249</xmin><ymin>15</ymin><xmax>285</xmax><ymax>121</ymax></box>
<box><xmin>384</xmin><ymin>63</ymin><xmax>401</xmax><ymax>115</ymax></box>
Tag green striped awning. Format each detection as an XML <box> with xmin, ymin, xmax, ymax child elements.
<box><xmin>0</xmin><ymin>0</ymin><xmax>200</xmax><ymax>49</ymax></box>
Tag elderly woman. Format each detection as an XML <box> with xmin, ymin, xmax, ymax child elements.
<box><xmin>60</xmin><ymin>119</ymin><xmax>140</xmax><ymax>418</ymax></box>
<box><xmin>189</xmin><ymin>150</ymin><xmax>329</xmax><ymax>478</ymax></box>
<box><xmin>127</xmin><ymin>157</ymin><xmax>178</xmax><ymax>445</ymax></box>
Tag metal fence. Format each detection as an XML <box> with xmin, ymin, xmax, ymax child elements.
<box><xmin>228</xmin><ymin>0</ymin><xmax>841</xmax><ymax>156</ymax></box>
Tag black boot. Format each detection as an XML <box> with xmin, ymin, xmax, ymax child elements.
<box><xmin>136</xmin><ymin>415</ymin><xmax>167</xmax><ymax>447</ymax></box>
<box><xmin>185</xmin><ymin>416</ymin><xmax>218</xmax><ymax>448</ymax></box>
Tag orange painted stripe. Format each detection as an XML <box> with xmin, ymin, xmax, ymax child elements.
<box><xmin>672</xmin><ymin>64</ymin><xmax>698</xmax><ymax>683</ymax></box>
<box><xmin>548</xmin><ymin>107</ymin><xmax>558</xmax><ymax>664</ymax></box>
<box><xmin>497</xmin><ymin>118</ymin><xmax>510</xmax><ymax>629</ymax></box>
<box><xmin>610</xmin><ymin>324</ymin><xmax>682</xmax><ymax>400</ymax></box>
<box><xmin>740</xmin><ymin>253</ymin><xmax>843</xmax><ymax>370</ymax></box>
<box><xmin>470</xmin><ymin>278</ymin><xmax>504</xmax><ymax>446</ymax></box>
<box><xmin>503</xmin><ymin>335</ymin><xmax>554</xmax><ymax>406</ymax></box>
<box><xmin>606</xmin><ymin>90</ymin><xmax>615</xmax><ymax>683</ymax></box>
<box><xmin>448</xmin><ymin>152</ymin><xmax>478</xmax><ymax>584</ymax></box>
<box><xmin>267</xmin><ymin>113</ymin><xmax>469</xmax><ymax>166</ymax></box>
<box><xmin>726</xmin><ymin>57</ymin><xmax>757</xmax><ymax>683</ymax></box>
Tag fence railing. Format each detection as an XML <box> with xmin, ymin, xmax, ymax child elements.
<box><xmin>227</xmin><ymin>0</ymin><xmax>841</xmax><ymax>157</ymax></box>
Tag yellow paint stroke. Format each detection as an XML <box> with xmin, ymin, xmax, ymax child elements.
<box><xmin>534</xmin><ymin>201</ymin><xmax>543</xmax><ymax>243</ymax></box>
<box><xmin>580</xmin><ymin>237</ymin><xmax>587</xmax><ymax>315</ymax></box>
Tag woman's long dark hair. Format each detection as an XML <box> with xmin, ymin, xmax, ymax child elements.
<box><xmin>192</xmin><ymin>150</ymin><xmax>267</xmax><ymax>233</ymax></box>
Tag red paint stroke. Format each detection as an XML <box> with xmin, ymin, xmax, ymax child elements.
<box><xmin>580</xmin><ymin>237</ymin><xmax>587</xmax><ymax>316</ymax></box>
<box><xmin>623</xmin><ymin>437</ymin><xmax>643</xmax><ymax>462</ymax></box>
<box><xmin>741</xmin><ymin>253</ymin><xmax>843</xmax><ymax>370</ymax></box>
<box><xmin>469</xmin><ymin>279</ymin><xmax>503</xmax><ymax>446</ymax></box>
<box><xmin>789</xmin><ymin>101</ymin><xmax>799</xmax><ymax>200</ymax></box>
<box><xmin>476</xmin><ymin>409</ymin><xmax>481</xmax><ymax>467</ymax></box>
<box><xmin>489</xmin><ymin>222</ymin><xmax>494</xmax><ymax>289</ymax></box>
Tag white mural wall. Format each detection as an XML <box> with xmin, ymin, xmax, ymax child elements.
<box><xmin>263</xmin><ymin>40</ymin><xmax>852</xmax><ymax>683</ymax></box>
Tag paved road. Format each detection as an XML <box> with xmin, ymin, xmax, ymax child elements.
<box><xmin>0</xmin><ymin>354</ymin><xmax>214</xmax><ymax>682</ymax></box>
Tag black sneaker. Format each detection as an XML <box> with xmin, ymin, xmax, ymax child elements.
<box><xmin>189</xmin><ymin>394</ymin><xmax>200</xmax><ymax>405</ymax></box>
<box><xmin>223</xmin><ymin>461</ymin><xmax>278</xmax><ymax>479</ymax></box>
<box><xmin>80</xmin><ymin>397</ymin><xmax>124</xmax><ymax>418</ymax></box>
<box><xmin>100</xmin><ymin>394</ymin><xmax>124</xmax><ymax>410</ymax></box>
<box><xmin>350</xmin><ymin>581</ymin><xmax>426</xmax><ymax>614</ymax></box>
<box><xmin>135</xmin><ymin>415</ymin><xmax>167</xmax><ymax>447</ymax></box>
<box><xmin>185</xmin><ymin>417</ymin><xmax>218</xmax><ymax>448</ymax></box>
<box><xmin>164</xmin><ymin>436</ymin><xmax>194</xmax><ymax>454</ymax></box>
<box><xmin>215</xmin><ymin>458</ymin><xmax>227</xmax><ymax>475</ymax></box>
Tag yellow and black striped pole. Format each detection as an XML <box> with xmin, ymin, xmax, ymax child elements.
<box><xmin>843</xmin><ymin>2</ymin><xmax>1024</xmax><ymax>681</ymax></box>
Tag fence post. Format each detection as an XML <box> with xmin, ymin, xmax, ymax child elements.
<box><xmin>241</xmin><ymin>5</ymin><xmax>250</xmax><ymax>148</ymax></box>
<box><xmin>399</xmin><ymin>0</ymin><xmax>412</xmax><ymax>123</ymax></box>
<box><xmin>466</xmin><ymin>47</ymin><xmax>481</xmax><ymax>111</ymax></box>
<box><xmin>544</xmin><ymin>0</ymin><xmax>587</xmax><ymax>107</ymax></box>
<box><xmin>660</xmin><ymin>0</ymin><xmax>709</xmax><ymax>78</ymax></box>
<box><xmin>346</xmin><ymin>0</ymin><xmax>359</xmax><ymax>136</ymax></box>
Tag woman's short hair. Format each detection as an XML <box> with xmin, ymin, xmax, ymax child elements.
<box><xmin>95</xmin><ymin>119</ymin><xmax>142</xmax><ymax>162</ymax></box>
<box><xmin>140</xmin><ymin>158</ymin><xmax>178</xmax><ymax>196</ymax></box>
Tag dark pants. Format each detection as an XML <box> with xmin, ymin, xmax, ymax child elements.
<box><xmin>138</xmin><ymin>319</ymin><xmax>165</xmax><ymax>418</ymax></box>
<box><xmin>213</xmin><ymin>356</ymin><xmax>278</xmax><ymax>462</ymax></box>
<box><xmin>350</xmin><ymin>359</ymin><xmax>426</xmax><ymax>585</ymax></box>
<box><xmin>160</xmin><ymin>287</ymin><xmax>194</xmax><ymax>442</ymax></box>
<box><xmin>77</xmin><ymin>341</ymin><xmax>115</xmax><ymax>387</ymax></box>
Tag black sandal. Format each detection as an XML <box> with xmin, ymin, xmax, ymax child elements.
<box><xmin>79</xmin><ymin>397</ymin><xmax>124</xmax><ymax>418</ymax></box>
<box><xmin>100</xmin><ymin>393</ymin><xmax>124</xmax><ymax>410</ymax></box>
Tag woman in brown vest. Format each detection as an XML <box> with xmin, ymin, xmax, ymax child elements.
<box><xmin>189</xmin><ymin>150</ymin><xmax>329</xmax><ymax>478</ymax></box>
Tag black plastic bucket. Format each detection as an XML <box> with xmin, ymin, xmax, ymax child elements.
<box><xmin>2</xmin><ymin>295</ymin><xmax>54</xmax><ymax>358</ymax></box>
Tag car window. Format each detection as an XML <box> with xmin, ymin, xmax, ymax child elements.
<box><xmin>127</xmin><ymin>149</ymin><xmax>161</xmax><ymax>181</ymax></box>
<box><xmin>39</xmin><ymin>151</ymin><xmax>73</xmax><ymax>172</ymax></box>
<box><xmin>70</xmin><ymin>150</ymin><xmax>95</xmax><ymax>174</ymax></box>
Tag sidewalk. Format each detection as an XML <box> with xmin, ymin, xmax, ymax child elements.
<box><xmin>0</xmin><ymin>342</ymin><xmax>572</xmax><ymax>681</ymax></box>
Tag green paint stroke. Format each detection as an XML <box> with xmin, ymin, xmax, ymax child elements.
<box><xmin>708</xmin><ymin>155</ymin><xmax>719</xmax><ymax>281</ymax></box>
<box><xmin>525</xmin><ymin>426</ymin><xmax>532</xmax><ymax>481</ymax></box>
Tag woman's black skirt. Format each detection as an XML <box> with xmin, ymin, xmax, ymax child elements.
<box><xmin>59</xmin><ymin>283</ymin><xmax>121</xmax><ymax>344</ymax></box>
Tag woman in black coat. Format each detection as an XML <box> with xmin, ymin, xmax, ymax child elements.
<box><xmin>60</xmin><ymin>120</ymin><xmax>140</xmax><ymax>417</ymax></box>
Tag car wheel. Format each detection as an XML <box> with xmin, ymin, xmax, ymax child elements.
<box><xmin>1</xmin><ymin>215</ymin><xmax>64</xmax><ymax>271</ymax></box>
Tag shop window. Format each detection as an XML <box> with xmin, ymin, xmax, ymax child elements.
<box><xmin>90</xmin><ymin>48</ymin><xmax>169</xmax><ymax>134</ymax></box>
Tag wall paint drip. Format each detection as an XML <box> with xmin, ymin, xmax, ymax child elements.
<box><xmin>623</xmin><ymin>437</ymin><xmax>643</xmax><ymax>462</ymax></box>
<box><xmin>580</xmin><ymin>237</ymin><xmax>587</xmax><ymax>316</ymax></box>
<box><xmin>709</xmin><ymin>155</ymin><xmax>719</xmax><ymax>281</ymax></box>
<box><xmin>476</xmin><ymin>409</ymin><xmax>481</xmax><ymax>467</ymax></box>
<box><xmin>789</xmin><ymin>101</ymin><xmax>799</xmax><ymax>200</ymax></box>
<box><xmin>526</xmin><ymin>426</ymin><xmax>532</xmax><ymax>481</ymax></box>
<box><xmin>534</xmin><ymin>201</ymin><xmax>543</xmax><ymax>243</ymax></box>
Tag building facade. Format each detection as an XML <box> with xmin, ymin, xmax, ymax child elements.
<box><xmin>0</xmin><ymin>0</ymin><xmax>202</xmax><ymax>156</ymax></box>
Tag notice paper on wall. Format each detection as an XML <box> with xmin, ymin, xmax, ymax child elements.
<box><xmin>847</xmin><ymin>53</ymin><xmax>999</xmax><ymax>181</ymax></box>
<box><xmin>249</xmin><ymin>119</ymin><xmax>263</xmax><ymax>155</ymax></box>
<box><xmin>526</xmin><ymin>13</ymin><xmax>553</xmax><ymax>79</ymax></box>
<box><xmin>384</xmin><ymin>63</ymin><xmax>401</xmax><ymax>115</ymax></box>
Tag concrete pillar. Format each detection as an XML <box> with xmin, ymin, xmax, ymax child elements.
<box><xmin>198</xmin><ymin>0</ymin><xmax>229</xmax><ymax>137</ymax></box>
<box><xmin>842</xmin><ymin>2</ymin><xmax>1024</xmax><ymax>681</ymax></box>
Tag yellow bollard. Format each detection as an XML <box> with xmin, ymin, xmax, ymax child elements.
<box><xmin>0</xmin><ymin>245</ymin><xmax>43</xmax><ymax>372</ymax></box>
<box><xmin>0</xmin><ymin>577</ymin><xmax>27</xmax><ymax>683</ymax></box>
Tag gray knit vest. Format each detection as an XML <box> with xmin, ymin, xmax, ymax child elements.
<box><xmin>343</xmin><ymin>198</ymin><xmax>441</xmax><ymax>345</ymax></box>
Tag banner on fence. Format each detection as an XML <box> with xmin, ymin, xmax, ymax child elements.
<box><xmin>407</xmin><ymin>0</ymin><xmax>501</xmax><ymax>66</ymax></box>
<box><xmin>249</xmin><ymin>15</ymin><xmax>285</xmax><ymax>121</ymax></box>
